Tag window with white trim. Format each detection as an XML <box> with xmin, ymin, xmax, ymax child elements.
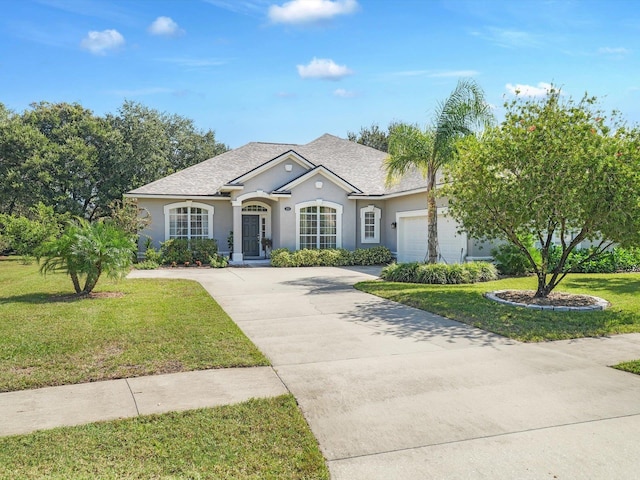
<box><xmin>164</xmin><ymin>202</ymin><xmax>214</xmax><ymax>240</ymax></box>
<box><xmin>295</xmin><ymin>201</ymin><xmax>342</xmax><ymax>250</ymax></box>
<box><xmin>360</xmin><ymin>205</ymin><xmax>381</xmax><ymax>243</ymax></box>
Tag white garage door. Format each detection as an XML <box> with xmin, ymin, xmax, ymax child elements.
<box><xmin>397</xmin><ymin>209</ymin><xmax>467</xmax><ymax>264</ymax></box>
<box><xmin>397</xmin><ymin>215</ymin><xmax>428</xmax><ymax>263</ymax></box>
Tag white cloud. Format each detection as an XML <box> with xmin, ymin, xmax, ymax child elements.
<box><xmin>269</xmin><ymin>0</ymin><xmax>358</xmax><ymax>24</ymax></box>
<box><xmin>505</xmin><ymin>82</ymin><xmax>554</xmax><ymax>97</ymax></box>
<box><xmin>597</xmin><ymin>46</ymin><xmax>630</xmax><ymax>55</ymax></box>
<box><xmin>333</xmin><ymin>88</ymin><xmax>356</xmax><ymax>98</ymax></box>
<box><xmin>297</xmin><ymin>58</ymin><xmax>353</xmax><ymax>80</ymax></box>
<box><xmin>148</xmin><ymin>16</ymin><xmax>184</xmax><ymax>37</ymax></box>
<box><xmin>80</xmin><ymin>29</ymin><xmax>124</xmax><ymax>55</ymax></box>
<box><xmin>473</xmin><ymin>27</ymin><xmax>540</xmax><ymax>49</ymax></box>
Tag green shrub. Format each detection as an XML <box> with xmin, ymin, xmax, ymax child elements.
<box><xmin>134</xmin><ymin>260</ymin><xmax>159</xmax><ymax>270</ymax></box>
<box><xmin>190</xmin><ymin>238</ymin><xmax>218</xmax><ymax>263</ymax></box>
<box><xmin>209</xmin><ymin>253</ymin><xmax>228</xmax><ymax>268</ymax></box>
<box><xmin>415</xmin><ymin>263</ymin><xmax>448</xmax><ymax>284</ymax></box>
<box><xmin>492</xmin><ymin>237</ymin><xmax>540</xmax><ymax>276</ymax></box>
<box><xmin>381</xmin><ymin>262</ymin><xmax>420</xmax><ymax>282</ymax></box>
<box><xmin>270</xmin><ymin>248</ymin><xmax>291</xmax><ymax>267</ymax></box>
<box><xmin>351</xmin><ymin>246</ymin><xmax>393</xmax><ymax>265</ymax></box>
<box><xmin>144</xmin><ymin>247</ymin><xmax>162</xmax><ymax>263</ymax></box>
<box><xmin>160</xmin><ymin>239</ymin><xmax>191</xmax><ymax>264</ymax></box>
<box><xmin>318</xmin><ymin>248</ymin><xmax>346</xmax><ymax>266</ymax></box>
<box><xmin>0</xmin><ymin>204</ymin><xmax>64</xmax><ymax>259</ymax></box>
<box><xmin>270</xmin><ymin>246</ymin><xmax>393</xmax><ymax>267</ymax></box>
<box><xmin>0</xmin><ymin>234</ymin><xmax>10</xmax><ymax>254</ymax></box>
<box><xmin>548</xmin><ymin>246</ymin><xmax>640</xmax><ymax>273</ymax></box>
<box><xmin>382</xmin><ymin>261</ymin><xmax>497</xmax><ymax>285</ymax></box>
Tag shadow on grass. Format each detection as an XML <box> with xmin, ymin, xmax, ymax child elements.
<box><xmin>355</xmin><ymin>281</ymin><xmax>638</xmax><ymax>342</ymax></box>
<box><xmin>562</xmin><ymin>276</ymin><xmax>640</xmax><ymax>296</ymax></box>
<box><xmin>0</xmin><ymin>291</ymin><xmax>99</xmax><ymax>305</ymax></box>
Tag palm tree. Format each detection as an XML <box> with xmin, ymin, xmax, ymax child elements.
<box><xmin>39</xmin><ymin>218</ymin><xmax>135</xmax><ymax>295</ymax></box>
<box><xmin>385</xmin><ymin>78</ymin><xmax>493</xmax><ymax>263</ymax></box>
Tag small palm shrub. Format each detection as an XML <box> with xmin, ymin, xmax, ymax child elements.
<box><xmin>381</xmin><ymin>261</ymin><xmax>497</xmax><ymax>284</ymax></box>
<box><xmin>39</xmin><ymin>219</ymin><xmax>135</xmax><ymax>294</ymax></box>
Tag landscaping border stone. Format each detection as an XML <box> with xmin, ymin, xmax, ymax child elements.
<box><xmin>484</xmin><ymin>290</ymin><xmax>610</xmax><ymax>311</ymax></box>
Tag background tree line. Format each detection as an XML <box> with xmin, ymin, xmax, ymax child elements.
<box><xmin>0</xmin><ymin>101</ymin><xmax>228</xmax><ymax>220</ymax></box>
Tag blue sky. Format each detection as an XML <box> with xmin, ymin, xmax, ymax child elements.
<box><xmin>1</xmin><ymin>0</ymin><xmax>639</xmax><ymax>147</ymax></box>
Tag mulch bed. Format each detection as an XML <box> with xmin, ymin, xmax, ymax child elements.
<box><xmin>494</xmin><ymin>290</ymin><xmax>599</xmax><ymax>307</ymax></box>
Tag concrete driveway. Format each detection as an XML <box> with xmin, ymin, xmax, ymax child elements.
<box><xmin>131</xmin><ymin>266</ymin><xmax>640</xmax><ymax>479</ymax></box>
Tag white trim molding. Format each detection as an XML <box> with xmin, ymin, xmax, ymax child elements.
<box><xmin>360</xmin><ymin>205</ymin><xmax>381</xmax><ymax>244</ymax></box>
<box><xmin>295</xmin><ymin>199</ymin><xmax>343</xmax><ymax>250</ymax></box>
<box><xmin>227</xmin><ymin>151</ymin><xmax>315</xmax><ymax>185</ymax></box>
<box><xmin>163</xmin><ymin>201</ymin><xmax>214</xmax><ymax>240</ymax></box>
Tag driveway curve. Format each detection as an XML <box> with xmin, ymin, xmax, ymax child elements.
<box><xmin>130</xmin><ymin>266</ymin><xmax>640</xmax><ymax>479</ymax></box>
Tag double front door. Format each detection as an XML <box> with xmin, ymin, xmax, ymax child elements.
<box><xmin>242</xmin><ymin>215</ymin><xmax>260</xmax><ymax>257</ymax></box>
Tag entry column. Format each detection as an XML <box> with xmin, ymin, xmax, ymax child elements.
<box><xmin>231</xmin><ymin>201</ymin><xmax>243</xmax><ymax>261</ymax></box>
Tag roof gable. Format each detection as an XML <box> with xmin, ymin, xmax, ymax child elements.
<box><xmin>273</xmin><ymin>165</ymin><xmax>363</xmax><ymax>194</ymax></box>
<box><xmin>225</xmin><ymin>150</ymin><xmax>315</xmax><ymax>186</ymax></box>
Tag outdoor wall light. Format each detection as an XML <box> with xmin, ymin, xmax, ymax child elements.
<box><xmin>391</xmin><ymin>222</ymin><xmax>397</xmax><ymax>229</ymax></box>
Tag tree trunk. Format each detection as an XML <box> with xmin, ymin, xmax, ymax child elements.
<box><xmin>427</xmin><ymin>169</ymin><xmax>438</xmax><ymax>264</ymax></box>
<box><xmin>70</xmin><ymin>271</ymin><xmax>82</xmax><ymax>294</ymax></box>
<box><xmin>534</xmin><ymin>272</ymin><xmax>551</xmax><ymax>298</ymax></box>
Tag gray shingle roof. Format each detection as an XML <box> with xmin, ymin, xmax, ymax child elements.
<box><xmin>127</xmin><ymin>133</ymin><xmax>429</xmax><ymax>196</ymax></box>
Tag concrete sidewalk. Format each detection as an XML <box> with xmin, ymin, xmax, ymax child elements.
<box><xmin>0</xmin><ymin>366</ymin><xmax>287</xmax><ymax>437</ymax></box>
<box><xmin>128</xmin><ymin>267</ymin><xmax>640</xmax><ymax>479</ymax></box>
<box><xmin>5</xmin><ymin>266</ymin><xmax>640</xmax><ymax>479</ymax></box>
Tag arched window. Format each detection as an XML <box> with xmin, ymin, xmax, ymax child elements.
<box><xmin>295</xmin><ymin>200</ymin><xmax>343</xmax><ymax>249</ymax></box>
<box><xmin>163</xmin><ymin>202</ymin><xmax>214</xmax><ymax>240</ymax></box>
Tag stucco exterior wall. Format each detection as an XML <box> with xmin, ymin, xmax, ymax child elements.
<box><xmin>275</xmin><ymin>173</ymin><xmax>357</xmax><ymax>251</ymax></box>
<box><xmin>240</xmin><ymin>160</ymin><xmax>309</xmax><ymax>194</ymax></box>
<box><xmin>136</xmin><ymin>198</ymin><xmax>232</xmax><ymax>255</ymax></box>
<box><xmin>355</xmin><ymin>199</ymin><xmax>386</xmax><ymax>249</ymax></box>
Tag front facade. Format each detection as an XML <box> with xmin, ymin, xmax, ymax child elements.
<box><xmin>126</xmin><ymin>134</ymin><xmax>488</xmax><ymax>263</ymax></box>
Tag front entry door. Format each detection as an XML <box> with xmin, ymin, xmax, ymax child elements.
<box><xmin>242</xmin><ymin>215</ymin><xmax>260</xmax><ymax>257</ymax></box>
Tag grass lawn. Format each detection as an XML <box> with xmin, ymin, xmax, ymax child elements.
<box><xmin>613</xmin><ymin>360</ymin><xmax>640</xmax><ymax>375</ymax></box>
<box><xmin>356</xmin><ymin>273</ymin><xmax>640</xmax><ymax>342</ymax></box>
<box><xmin>0</xmin><ymin>394</ymin><xmax>329</xmax><ymax>480</ymax></box>
<box><xmin>0</xmin><ymin>257</ymin><xmax>268</xmax><ymax>392</ymax></box>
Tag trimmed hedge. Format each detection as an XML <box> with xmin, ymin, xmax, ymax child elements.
<box><xmin>157</xmin><ymin>238</ymin><xmax>218</xmax><ymax>264</ymax></box>
<box><xmin>381</xmin><ymin>261</ymin><xmax>498</xmax><ymax>284</ymax></box>
<box><xmin>270</xmin><ymin>246</ymin><xmax>392</xmax><ymax>267</ymax></box>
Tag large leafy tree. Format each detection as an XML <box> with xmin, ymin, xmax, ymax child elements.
<box><xmin>108</xmin><ymin>101</ymin><xmax>228</xmax><ymax>188</ymax></box>
<box><xmin>447</xmin><ymin>89</ymin><xmax>640</xmax><ymax>297</ymax></box>
<box><xmin>347</xmin><ymin>122</ymin><xmax>399</xmax><ymax>152</ymax></box>
<box><xmin>385</xmin><ymin>79</ymin><xmax>493</xmax><ymax>263</ymax></box>
<box><xmin>0</xmin><ymin>101</ymin><xmax>228</xmax><ymax>218</ymax></box>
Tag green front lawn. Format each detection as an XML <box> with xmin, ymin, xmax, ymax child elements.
<box><xmin>0</xmin><ymin>395</ymin><xmax>329</xmax><ymax>480</ymax></box>
<box><xmin>356</xmin><ymin>273</ymin><xmax>640</xmax><ymax>342</ymax></box>
<box><xmin>614</xmin><ymin>360</ymin><xmax>640</xmax><ymax>375</ymax></box>
<box><xmin>0</xmin><ymin>257</ymin><xmax>268</xmax><ymax>392</ymax></box>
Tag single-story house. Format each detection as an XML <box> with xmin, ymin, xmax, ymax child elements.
<box><xmin>126</xmin><ymin>133</ymin><xmax>491</xmax><ymax>262</ymax></box>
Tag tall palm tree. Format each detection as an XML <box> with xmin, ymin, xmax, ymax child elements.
<box><xmin>385</xmin><ymin>78</ymin><xmax>493</xmax><ymax>263</ymax></box>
